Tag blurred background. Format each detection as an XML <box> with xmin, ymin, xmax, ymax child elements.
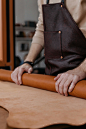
<box><xmin>0</xmin><ymin>0</ymin><xmax>45</xmax><ymax>74</ymax></box>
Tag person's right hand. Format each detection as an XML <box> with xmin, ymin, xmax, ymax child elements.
<box><xmin>11</xmin><ymin>63</ymin><xmax>33</xmax><ymax>85</ymax></box>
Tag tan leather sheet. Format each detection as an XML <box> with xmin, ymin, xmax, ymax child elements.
<box><xmin>0</xmin><ymin>81</ymin><xmax>86</xmax><ymax>129</ymax></box>
<box><xmin>0</xmin><ymin>69</ymin><xmax>86</xmax><ymax>99</ymax></box>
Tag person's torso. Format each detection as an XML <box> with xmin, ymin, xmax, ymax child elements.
<box><xmin>40</xmin><ymin>0</ymin><xmax>86</xmax><ymax>37</ymax></box>
<box><xmin>42</xmin><ymin>0</ymin><xmax>86</xmax><ymax>75</ymax></box>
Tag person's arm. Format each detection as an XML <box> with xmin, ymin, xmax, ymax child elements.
<box><xmin>25</xmin><ymin>0</ymin><xmax>44</xmax><ymax>63</ymax></box>
<box><xmin>11</xmin><ymin>43</ymin><xmax>43</xmax><ymax>85</ymax></box>
<box><xmin>54</xmin><ymin>0</ymin><xmax>86</xmax><ymax>97</ymax></box>
<box><xmin>24</xmin><ymin>43</ymin><xmax>43</xmax><ymax>63</ymax></box>
<box><xmin>11</xmin><ymin>0</ymin><xmax>44</xmax><ymax>85</ymax></box>
<box><xmin>54</xmin><ymin>59</ymin><xmax>86</xmax><ymax>96</ymax></box>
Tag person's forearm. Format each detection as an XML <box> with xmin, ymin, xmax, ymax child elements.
<box><xmin>24</xmin><ymin>43</ymin><xmax>43</xmax><ymax>63</ymax></box>
<box><xmin>79</xmin><ymin>58</ymin><xmax>86</xmax><ymax>73</ymax></box>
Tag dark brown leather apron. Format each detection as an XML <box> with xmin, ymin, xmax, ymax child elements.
<box><xmin>42</xmin><ymin>0</ymin><xmax>86</xmax><ymax>76</ymax></box>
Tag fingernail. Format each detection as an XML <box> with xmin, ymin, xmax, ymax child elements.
<box><xmin>55</xmin><ymin>82</ymin><xmax>57</xmax><ymax>85</ymax></box>
<box><xmin>65</xmin><ymin>94</ymin><xmax>68</xmax><ymax>97</ymax></box>
<box><xmin>28</xmin><ymin>68</ymin><xmax>32</xmax><ymax>73</ymax></box>
<box><xmin>56</xmin><ymin>88</ymin><xmax>58</xmax><ymax>92</ymax></box>
<box><xmin>19</xmin><ymin>82</ymin><xmax>20</xmax><ymax>85</ymax></box>
<box><xmin>29</xmin><ymin>67</ymin><xmax>32</xmax><ymax>71</ymax></box>
<box><xmin>68</xmin><ymin>89</ymin><xmax>71</xmax><ymax>92</ymax></box>
<box><xmin>55</xmin><ymin>86</ymin><xmax>58</xmax><ymax>92</ymax></box>
<box><xmin>28</xmin><ymin>70</ymin><xmax>31</xmax><ymax>73</ymax></box>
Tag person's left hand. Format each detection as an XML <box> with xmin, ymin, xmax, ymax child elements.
<box><xmin>54</xmin><ymin>66</ymin><xmax>86</xmax><ymax>96</ymax></box>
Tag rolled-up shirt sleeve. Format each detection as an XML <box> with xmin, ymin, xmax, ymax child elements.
<box><xmin>32</xmin><ymin>0</ymin><xmax>44</xmax><ymax>48</ymax></box>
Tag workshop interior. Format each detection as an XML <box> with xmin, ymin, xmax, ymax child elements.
<box><xmin>0</xmin><ymin>0</ymin><xmax>86</xmax><ymax>129</ymax></box>
<box><xmin>0</xmin><ymin>0</ymin><xmax>45</xmax><ymax>73</ymax></box>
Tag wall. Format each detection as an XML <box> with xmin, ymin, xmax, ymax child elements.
<box><xmin>15</xmin><ymin>0</ymin><xmax>38</xmax><ymax>24</ymax></box>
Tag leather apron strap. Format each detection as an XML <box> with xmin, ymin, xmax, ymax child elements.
<box><xmin>47</xmin><ymin>0</ymin><xmax>65</xmax><ymax>4</ymax></box>
<box><xmin>46</xmin><ymin>0</ymin><xmax>49</xmax><ymax>4</ymax></box>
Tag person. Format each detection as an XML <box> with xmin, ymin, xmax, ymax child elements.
<box><xmin>11</xmin><ymin>0</ymin><xmax>86</xmax><ymax>97</ymax></box>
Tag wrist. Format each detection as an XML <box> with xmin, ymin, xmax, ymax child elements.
<box><xmin>24</xmin><ymin>56</ymin><xmax>34</xmax><ymax>63</ymax></box>
<box><xmin>78</xmin><ymin>65</ymin><xmax>86</xmax><ymax>79</ymax></box>
<box><xmin>23</xmin><ymin>61</ymin><xmax>34</xmax><ymax>67</ymax></box>
<box><xmin>79</xmin><ymin>60</ymin><xmax>86</xmax><ymax>73</ymax></box>
<box><xmin>24</xmin><ymin>57</ymin><xmax>34</xmax><ymax>63</ymax></box>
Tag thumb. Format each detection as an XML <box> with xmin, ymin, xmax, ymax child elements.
<box><xmin>28</xmin><ymin>67</ymin><xmax>33</xmax><ymax>73</ymax></box>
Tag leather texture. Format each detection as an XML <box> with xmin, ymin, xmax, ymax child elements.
<box><xmin>1</xmin><ymin>80</ymin><xmax>86</xmax><ymax>128</ymax></box>
<box><xmin>42</xmin><ymin>2</ymin><xmax>86</xmax><ymax>76</ymax></box>
<box><xmin>0</xmin><ymin>69</ymin><xmax>86</xmax><ymax>99</ymax></box>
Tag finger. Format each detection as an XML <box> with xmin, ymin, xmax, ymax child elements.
<box><xmin>28</xmin><ymin>67</ymin><xmax>33</xmax><ymax>73</ymax></box>
<box><xmin>68</xmin><ymin>75</ymin><xmax>79</xmax><ymax>93</ymax></box>
<box><xmin>59</xmin><ymin>74</ymin><xmax>69</xmax><ymax>95</ymax></box>
<box><xmin>11</xmin><ymin>71</ymin><xmax>19</xmax><ymax>85</ymax></box>
<box><xmin>63</xmin><ymin>75</ymin><xmax>73</xmax><ymax>96</ymax></box>
<box><xmin>54</xmin><ymin>74</ymin><xmax>61</xmax><ymax>81</ymax></box>
<box><xmin>18</xmin><ymin>68</ymin><xmax>25</xmax><ymax>85</ymax></box>
<box><xmin>55</xmin><ymin>74</ymin><xmax>63</xmax><ymax>93</ymax></box>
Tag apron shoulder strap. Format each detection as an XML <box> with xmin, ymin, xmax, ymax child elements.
<box><xmin>46</xmin><ymin>0</ymin><xmax>64</xmax><ymax>4</ymax></box>
<box><xmin>61</xmin><ymin>0</ymin><xmax>65</xmax><ymax>3</ymax></box>
<box><xmin>46</xmin><ymin>0</ymin><xmax>49</xmax><ymax>4</ymax></box>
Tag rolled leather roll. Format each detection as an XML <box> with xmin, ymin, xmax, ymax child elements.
<box><xmin>0</xmin><ymin>69</ymin><xmax>86</xmax><ymax>99</ymax></box>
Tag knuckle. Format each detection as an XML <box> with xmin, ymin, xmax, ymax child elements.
<box><xmin>65</xmin><ymin>73</ymin><xmax>68</xmax><ymax>76</ymax></box>
<box><xmin>60</xmin><ymin>90</ymin><xmax>63</xmax><ymax>94</ymax></box>
<box><xmin>19</xmin><ymin>67</ymin><xmax>24</xmax><ymax>72</ymax></box>
<box><xmin>19</xmin><ymin>66</ymin><xmax>23</xmax><ymax>70</ymax></box>
<box><xmin>16</xmin><ymin>66</ymin><xmax>19</xmax><ymax>69</ymax></box>
<box><xmin>64</xmin><ymin>83</ymin><xmax>68</xmax><ymax>88</ymax></box>
<box><xmin>15</xmin><ymin>67</ymin><xmax>19</xmax><ymax>71</ymax></box>
<box><xmin>70</xmin><ymin>74</ymin><xmax>73</xmax><ymax>78</ymax></box>
<box><xmin>29</xmin><ymin>67</ymin><xmax>32</xmax><ymax>70</ymax></box>
<box><xmin>64</xmin><ymin>89</ymin><xmax>67</xmax><ymax>94</ymax></box>
<box><xmin>18</xmin><ymin>71</ymin><xmax>22</xmax><ymax>76</ymax></box>
<box><xmin>74</xmin><ymin>75</ymin><xmax>80</xmax><ymax>80</ymax></box>
<box><xmin>56</xmin><ymin>82</ymin><xmax>59</xmax><ymax>86</ymax></box>
<box><xmin>61</xmin><ymin>73</ymin><xmax>64</xmax><ymax>77</ymax></box>
<box><xmin>59</xmin><ymin>84</ymin><xmax>63</xmax><ymax>89</ymax></box>
<box><xmin>64</xmin><ymin>84</ymin><xmax>66</xmax><ymax>87</ymax></box>
<box><xmin>76</xmin><ymin>75</ymin><xmax>80</xmax><ymax>79</ymax></box>
<box><xmin>18</xmin><ymin>75</ymin><xmax>21</xmax><ymax>80</ymax></box>
<box><xmin>74</xmin><ymin>75</ymin><xmax>78</xmax><ymax>78</ymax></box>
<box><xmin>11</xmin><ymin>73</ymin><xmax>15</xmax><ymax>79</ymax></box>
<box><xmin>23</xmin><ymin>63</ymin><xmax>30</xmax><ymax>68</ymax></box>
<box><xmin>16</xmin><ymin>82</ymin><xmax>19</xmax><ymax>85</ymax></box>
<box><xmin>57</xmin><ymin>80</ymin><xmax>60</xmax><ymax>84</ymax></box>
<box><xmin>57</xmin><ymin>80</ymin><xmax>59</xmax><ymax>84</ymax></box>
<box><xmin>11</xmin><ymin>75</ymin><xmax>14</xmax><ymax>81</ymax></box>
<box><xmin>69</xmin><ymin>86</ymin><xmax>73</xmax><ymax>90</ymax></box>
<box><xmin>11</xmin><ymin>73</ymin><xmax>13</xmax><ymax>78</ymax></box>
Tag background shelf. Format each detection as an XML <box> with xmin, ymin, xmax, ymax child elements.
<box><xmin>15</xmin><ymin>37</ymin><xmax>32</xmax><ymax>41</ymax></box>
<box><xmin>15</xmin><ymin>26</ymin><xmax>35</xmax><ymax>31</ymax></box>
